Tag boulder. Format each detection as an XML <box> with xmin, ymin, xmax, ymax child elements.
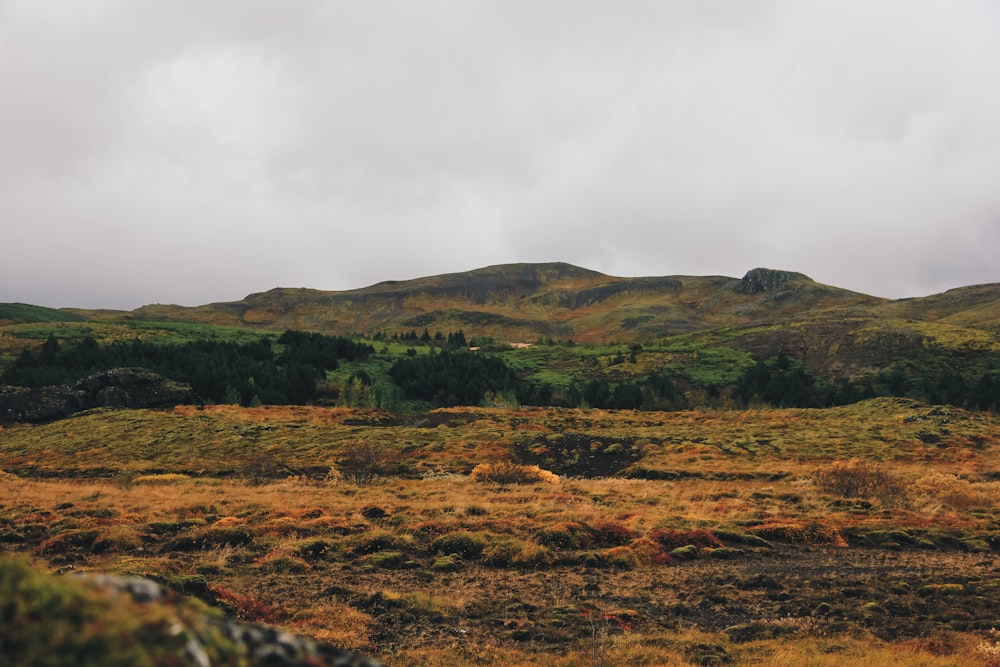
<box><xmin>0</xmin><ymin>367</ymin><xmax>198</xmax><ymax>425</ymax></box>
<box><xmin>0</xmin><ymin>385</ymin><xmax>82</xmax><ymax>424</ymax></box>
<box><xmin>74</xmin><ymin>367</ymin><xmax>196</xmax><ymax>410</ymax></box>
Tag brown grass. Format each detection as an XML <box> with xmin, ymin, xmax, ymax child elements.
<box><xmin>1</xmin><ymin>400</ymin><xmax>999</xmax><ymax>665</ymax></box>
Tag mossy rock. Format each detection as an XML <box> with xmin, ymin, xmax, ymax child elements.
<box><xmin>670</xmin><ymin>545</ymin><xmax>699</xmax><ymax>560</ymax></box>
<box><xmin>430</xmin><ymin>555</ymin><xmax>463</xmax><ymax>572</ymax></box>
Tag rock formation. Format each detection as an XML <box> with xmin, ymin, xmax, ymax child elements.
<box><xmin>0</xmin><ymin>367</ymin><xmax>198</xmax><ymax>424</ymax></box>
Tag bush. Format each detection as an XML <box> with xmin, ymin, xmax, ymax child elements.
<box><xmin>469</xmin><ymin>461</ymin><xmax>559</xmax><ymax>485</ymax></box>
<box><xmin>433</xmin><ymin>531</ymin><xmax>487</xmax><ymax>560</ymax></box>
<box><xmin>647</xmin><ymin>528</ymin><xmax>723</xmax><ymax>551</ymax></box>
<box><xmin>815</xmin><ymin>459</ymin><xmax>908</xmax><ymax>507</ymax></box>
<box><xmin>592</xmin><ymin>520</ymin><xmax>634</xmax><ymax>547</ymax></box>
<box><xmin>534</xmin><ymin>522</ymin><xmax>596</xmax><ymax>550</ymax></box>
<box><xmin>430</xmin><ymin>555</ymin><xmax>464</xmax><ymax>572</ymax></box>
<box><xmin>750</xmin><ymin>522</ymin><xmax>846</xmax><ymax>547</ymax></box>
<box><xmin>336</xmin><ymin>442</ymin><xmax>389</xmax><ymax>485</ymax></box>
<box><xmin>481</xmin><ymin>538</ymin><xmax>524</xmax><ymax>567</ymax></box>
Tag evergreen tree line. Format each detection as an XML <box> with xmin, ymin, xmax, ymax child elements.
<box><xmin>373</xmin><ymin>329</ymin><xmax>469</xmax><ymax>348</ymax></box>
<box><xmin>1</xmin><ymin>332</ymin><xmax>373</xmax><ymax>406</ymax></box>
<box><xmin>389</xmin><ymin>349</ymin><xmax>516</xmax><ymax>407</ymax></box>
<box><xmin>5</xmin><ymin>332</ymin><xmax>999</xmax><ymax>411</ymax></box>
<box><xmin>388</xmin><ymin>348</ymin><xmax>1000</xmax><ymax>412</ymax></box>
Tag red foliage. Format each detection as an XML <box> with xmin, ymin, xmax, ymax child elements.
<box><xmin>208</xmin><ymin>584</ymin><xmax>282</xmax><ymax>625</ymax></box>
<box><xmin>592</xmin><ymin>520</ymin><xmax>634</xmax><ymax>547</ymax></box>
<box><xmin>647</xmin><ymin>528</ymin><xmax>723</xmax><ymax>550</ymax></box>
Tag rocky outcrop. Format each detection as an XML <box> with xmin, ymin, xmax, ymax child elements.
<box><xmin>72</xmin><ymin>367</ymin><xmax>196</xmax><ymax>409</ymax></box>
<box><xmin>68</xmin><ymin>572</ymin><xmax>384</xmax><ymax>667</ymax></box>
<box><xmin>0</xmin><ymin>385</ymin><xmax>82</xmax><ymax>424</ymax></box>
<box><xmin>734</xmin><ymin>268</ymin><xmax>805</xmax><ymax>295</ymax></box>
<box><xmin>0</xmin><ymin>367</ymin><xmax>198</xmax><ymax>424</ymax></box>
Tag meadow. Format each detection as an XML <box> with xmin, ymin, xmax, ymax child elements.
<box><xmin>2</xmin><ymin>399</ymin><xmax>999</xmax><ymax>665</ymax></box>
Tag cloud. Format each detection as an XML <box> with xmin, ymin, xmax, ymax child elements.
<box><xmin>2</xmin><ymin>1</ymin><xmax>1000</xmax><ymax>308</ymax></box>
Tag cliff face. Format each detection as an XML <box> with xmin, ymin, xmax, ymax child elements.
<box><xmin>0</xmin><ymin>367</ymin><xmax>198</xmax><ymax>425</ymax></box>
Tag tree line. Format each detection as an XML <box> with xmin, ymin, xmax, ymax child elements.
<box><xmin>1</xmin><ymin>331</ymin><xmax>373</xmax><ymax>407</ymax></box>
<box><xmin>4</xmin><ymin>332</ymin><xmax>998</xmax><ymax>412</ymax></box>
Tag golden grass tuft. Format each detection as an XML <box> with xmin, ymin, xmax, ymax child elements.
<box><xmin>469</xmin><ymin>461</ymin><xmax>560</xmax><ymax>485</ymax></box>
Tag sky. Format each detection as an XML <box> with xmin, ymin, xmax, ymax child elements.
<box><xmin>3</xmin><ymin>1</ymin><xmax>1000</xmax><ymax>310</ymax></box>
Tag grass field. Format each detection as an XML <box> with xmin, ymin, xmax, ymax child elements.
<box><xmin>2</xmin><ymin>399</ymin><xmax>999</xmax><ymax>665</ymax></box>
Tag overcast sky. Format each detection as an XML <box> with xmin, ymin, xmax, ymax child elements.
<box><xmin>3</xmin><ymin>1</ymin><xmax>1000</xmax><ymax>310</ymax></box>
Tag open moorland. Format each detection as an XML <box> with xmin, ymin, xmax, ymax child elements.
<box><xmin>2</xmin><ymin>400</ymin><xmax>999</xmax><ymax>666</ymax></box>
<box><xmin>2</xmin><ymin>264</ymin><xmax>1000</xmax><ymax>664</ymax></box>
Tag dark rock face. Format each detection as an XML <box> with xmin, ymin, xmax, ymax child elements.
<box><xmin>73</xmin><ymin>367</ymin><xmax>195</xmax><ymax>409</ymax></box>
<box><xmin>0</xmin><ymin>367</ymin><xmax>198</xmax><ymax>425</ymax></box>
<box><xmin>734</xmin><ymin>268</ymin><xmax>805</xmax><ymax>295</ymax></box>
<box><xmin>0</xmin><ymin>385</ymin><xmax>82</xmax><ymax>424</ymax></box>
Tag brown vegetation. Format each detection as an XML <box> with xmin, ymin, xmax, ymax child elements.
<box><xmin>1</xmin><ymin>399</ymin><xmax>999</xmax><ymax>665</ymax></box>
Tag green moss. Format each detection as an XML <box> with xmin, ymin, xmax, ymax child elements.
<box><xmin>0</xmin><ymin>556</ymin><xmax>245</xmax><ymax>667</ymax></box>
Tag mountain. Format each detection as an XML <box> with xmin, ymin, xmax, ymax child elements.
<box><xmin>119</xmin><ymin>263</ymin><xmax>890</xmax><ymax>343</ymax></box>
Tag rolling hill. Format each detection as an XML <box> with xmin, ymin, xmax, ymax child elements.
<box><xmin>116</xmin><ymin>264</ymin><xmax>890</xmax><ymax>343</ymax></box>
<box><xmin>5</xmin><ymin>263</ymin><xmax>1000</xmax><ymax>401</ymax></box>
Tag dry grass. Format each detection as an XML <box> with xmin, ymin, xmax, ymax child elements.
<box><xmin>1</xmin><ymin>399</ymin><xmax>999</xmax><ymax>665</ymax></box>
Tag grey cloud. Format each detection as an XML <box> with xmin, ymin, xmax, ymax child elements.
<box><xmin>3</xmin><ymin>1</ymin><xmax>1000</xmax><ymax>309</ymax></box>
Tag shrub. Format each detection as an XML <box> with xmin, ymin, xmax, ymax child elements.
<box><xmin>256</xmin><ymin>551</ymin><xmax>312</xmax><ymax>574</ymax></box>
<box><xmin>481</xmin><ymin>537</ymin><xmax>524</xmax><ymax>567</ymax></box>
<box><xmin>430</xmin><ymin>555</ymin><xmax>464</xmax><ymax>572</ymax></box>
<box><xmin>627</xmin><ymin>537</ymin><xmax>671</xmax><ymax>565</ymax></box>
<box><xmin>469</xmin><ymin>461</ymin><xmax>559</xmax><ymax>485</ymax></box>
<box><xmin>511</xmin><ymin>541</ymin><xmax>554</xmax><ymax>570</ymax></box>
<box><xmin>592</xmin><ymin>520</ymin><xmax>634</xmax><ymax>547</ymax></box>
<box><xmin>814</xmin><ymin>459</ymin><xmax>908</xmax><ymax>507</ymax></box>
<box><xmin>198</xmin><ymin>522</ymin><xmax>254</xmax><ymax>549</ymax></box>
<box><xmin>647</xmin><ymin>528</ymin><xmax>723</xmax><ymax>551</ymax></box>
<box><xmin>366</xmin><ymin>551</ymin><xmax>410</xmax><ymax>569</ymax></box>
<box><xmin>350</xmin><ymin>531</ymin><xmax>413</xmax><ymax>555</ymax></box>
<box><xmin>534</xmin><ymin>522</ymin><xmax>596</xmax><ymax>550</ymax></box>
<box><xmin>603</xmin><ymin>546</ymin><xmax>640</xmax><ymax>570</ymax></box>
<box><xmin>238</xmin><ymin>446</ymin><xmax>288</xmax><ymax>485</ymax></box>
<box><xmin>335</xmin><ymin>441</ymin><xmax>388</xmax><ymax>485</ymax></box>
<box><xmin>295</xmin><ymin>538</ymin><xmax>334</xmax><ymax>561</ymax></box>
<box><xmin>750</xmin><ymin>522</ymin><xmax>847</xmax><ymax>547</ymax></box>
<box><xmin>433</xmin><ymin>531</ymin><xmax>487</xmax><ymax>560</ymax></box>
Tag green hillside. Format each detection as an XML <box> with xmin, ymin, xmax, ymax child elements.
<box><xmin>123</xmin><ymin>264</ymin><xmax>886</xmax><ymax>343</ymax></box>
<box><xmin>4</xmin><ymin>263</ymin><xmax>1000</xmax><ymax>415</ymax></box>
<box><xmin>0</xmin><ymin>302</ymin><xmax>84</xmax><ymax>324</ymax></box>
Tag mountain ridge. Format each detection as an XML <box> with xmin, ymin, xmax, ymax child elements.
<box><xmin>111</xmin><ymin>263</ymin><xmax>893</xmax><ymax>343</ymax></box>
<box><xmin>7</xmin><ymin>262</ymin><xmax>1000</xmax><ymax>348</ymax></box>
